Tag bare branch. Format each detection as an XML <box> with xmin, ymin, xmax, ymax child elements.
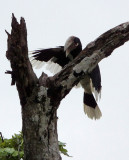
<box><xmin>5</xmin><ymin>70</ymin><xmax>16</xmax><ymax>85</ymax></box>
<box><xmin>52</xmin><ymin>22</ymin><xmax>129</xmax><ymax>102</ymax></box>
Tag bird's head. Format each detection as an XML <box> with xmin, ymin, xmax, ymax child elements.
<box><xmin>64</xmin><ymin>36</ymin><xmax>82</xmax><ymax>58</ymax></box>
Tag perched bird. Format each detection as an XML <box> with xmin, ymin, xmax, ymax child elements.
<box><xmin>31</xmin><ymin>36</ymin><xmax>102</xmax><ymax>120</ymax></box>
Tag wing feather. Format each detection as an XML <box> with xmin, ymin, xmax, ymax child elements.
<box><xmin>89</xmin><ymin>65</ymin><xmax>102</xmax><ymax>101</ymax></box>
<box><xmin>31</xmin><ymin>46</ymin><xmax>69</xmax><ymax>67</ymax></box>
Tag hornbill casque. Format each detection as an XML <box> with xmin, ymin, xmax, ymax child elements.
<box><xmin>31</xmin><ymin>36</ymin><xmax>102</xmax><ymax>120</ymax></box>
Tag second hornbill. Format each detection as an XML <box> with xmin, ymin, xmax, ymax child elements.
<box><xmin>31</xmin><ymin>36</ymin><xmax>102</xmax><ymax>120</ymax></box>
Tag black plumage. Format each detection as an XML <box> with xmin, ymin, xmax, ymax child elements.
<box><xmin>32</xmin><ymin>47</ymin><xmax>69</xmax><ymax>67</ymax></box>
<box><xmin>31</xmin><ymin>36</ymin><xmax>102</xmax><ymax>120</ymax></box>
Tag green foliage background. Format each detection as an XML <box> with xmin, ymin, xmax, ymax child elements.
<box><xmin>0</xmin><ymin>132</ymin><xmax>23</xmax><ymax>160</ymax></box>
<box><xmin>0</xmin><ymin>132</ymin><xmax>70</xmax><ymax>160</ymax></box>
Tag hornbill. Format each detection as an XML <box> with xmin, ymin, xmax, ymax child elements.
<box><xmin>31</xmin><ymin>36</ymin><xmax>102</xmax><ymax>120</ymax></box>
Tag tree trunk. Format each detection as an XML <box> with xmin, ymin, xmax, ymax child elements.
<box><xmin>6</xmin><ymin>14</ymin><xmax>129</xmax><ymax>160</ymax></box>
<box><xmin>22</xmin><ymin>86</ymin><xmax>61</xmax><ymax>160</ymax></box>
<box><xmin>6</xmin><ymin>14</ymin><xmax>61</xmax><ymax>160</ymax></box>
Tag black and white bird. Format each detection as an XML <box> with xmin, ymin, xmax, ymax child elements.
<box><xmin>31</xmin><ymin>36</ymin><xmax>102</xmax><ymax>120</ymax></box>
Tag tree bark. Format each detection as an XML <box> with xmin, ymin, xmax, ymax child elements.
<box><xmin>6</xmin><ymin>14</ymin><xmax>61</xmax><ymax>160</ymax></box>
<box><xmin>6</xmin><ymin>14</ymin><xmax>129</xmax><ymax>160</ymax></box>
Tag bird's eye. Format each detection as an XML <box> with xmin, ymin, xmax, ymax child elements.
<box><xmin>74</xmin><ymin>37</ymin><xmax>80</xmax><ymax>45</ymax></box>
<box><xmin>75</xmin><ymin>43</ymin><xmax>79</xmax><ymax>46</ymax></box>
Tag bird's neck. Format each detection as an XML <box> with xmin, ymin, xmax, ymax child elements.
<box><xmin>69</xmin><ymin>47</ymin><xmax>82</xmax><ymax>60</ymax></box>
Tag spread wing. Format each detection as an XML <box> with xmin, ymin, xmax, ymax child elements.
<box><xmin>31</xmin><ymin>46</ymin><xmax>70</xmax><ymax>73</ymax></box>
<box><xmin>31</xmin><ymin>46</ymin><xmax>70</xmax><ymax>67</ymax></box>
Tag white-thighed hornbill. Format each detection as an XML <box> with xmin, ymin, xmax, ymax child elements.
<box><xmin>31</xmin><ymin>36</ymin><xmax>102</xmax><ymax>120</ymax></box>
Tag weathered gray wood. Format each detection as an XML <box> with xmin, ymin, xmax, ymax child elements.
<box><xmin>51</xmin><ymin>22</ymin><xmax>129</xmax><ymax>103</ymax></box>
<box><xmin>6</xmin><ymin>14</ymin><xmax>61</xmax><ymax>160</ymax></box>
<box><xmin>6</xmin><ymin>14</ymin><xmax>129</xmax><ymax>160</ymax></box>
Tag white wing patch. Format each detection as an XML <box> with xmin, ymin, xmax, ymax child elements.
<box><xmin>30</xmin><ymin>56</ymin><xmax>62</xmax><ymax>74</ymax></box>
<box><xmin>31</xmin><ymin>59</ymin><xmax>46</xmax><ymax>69</ymax></box>
<box><xmin>93</xmin><ymin>88</ymin><xmax>101</xmax><ymax>102</ymax></box>
<box><xmin>46</xmin><ymin>60</ymin><xmax>62</xmax><ymax>74</ymax></box>
<box><xmin>90</xmin><ymin>79</ymin><xmax>101</xmax><ymax>102</ymax></box>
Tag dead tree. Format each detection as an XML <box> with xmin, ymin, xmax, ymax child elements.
<box><xmin>6</xmin><ymin>14</ymin><xmax>129</xmax><ymax>160</ymax></box>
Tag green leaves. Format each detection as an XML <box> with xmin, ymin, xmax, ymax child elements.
<box><xmin>58</xmin><ymin>141</ymin><xmax>71</xmax><ymax>157</ymax></box>
<box><xmin>0</xmin><ymin>132</ymin><xmax>70</xmax><ymax>159</ymax></box>
<box><xmin>0</xmin><ymin>132</ymin><xmax>24</xmax><ymax>160</ymax></box>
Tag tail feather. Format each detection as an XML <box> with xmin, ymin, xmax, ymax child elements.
<box><xmin>83</xmin><ymin>92</ymin><xmax>102</xmax><ymax>120</ymax></box>
<box><xmin>84</xmin><ymin>105</ymin><xmax>102</xmax><ymax>120</ymax></box>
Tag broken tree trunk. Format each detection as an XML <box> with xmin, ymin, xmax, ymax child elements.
<box><xmin>6</xmin><ymin>14</ymin><xmax>61</xmax><ymax>160</ymax></box>
<box><xmin>6</xmin><ymin>14</ymin><xmax>129</xmax><ymax>160</ymax></box>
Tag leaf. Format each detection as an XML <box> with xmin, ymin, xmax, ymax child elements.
<box><xmin>19</xmin><ymin>151</ymin><xmax>24</xmax><ymax>158</ymax></box>
<box><xmin>0</xmin><ymin>148</ymin><xmax>8</xmax><ymax>157</ymax></box>
<box><xmin>58</xmin><ymin>141</ymin><xmax>71</xmax><ymax>157</ymax></box>
<box><xmin>58</xmin><ymin>141</ymin><xmax>66</xmax><ymax>146</ymax></box>
<box><xmin>4</xmin><ymin>147</ymin><xmax>15</xmax><ymax>154</ymax></box>
<box><xmin>12</xmin><ymin>151</ymin><xmax>18</xmax><ymax>157</ymax></box>
<box><xmin>0</xmin><ymin>132</ymin><xmax>69</xmax><ymax>158</ymax></box>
